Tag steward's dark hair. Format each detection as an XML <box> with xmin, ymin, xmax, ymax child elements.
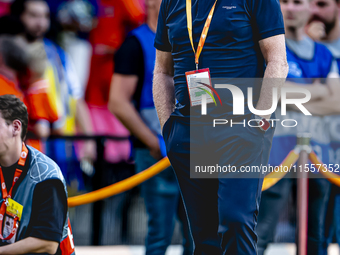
<box><xmin>0</xmin><ymin>95</ymin><xmax>28</xmax><ymax>141</ymax></box>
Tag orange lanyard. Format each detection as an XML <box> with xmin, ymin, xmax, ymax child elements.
<box><xmin>186</xmin><ymin>0</ymin><xmax>218</xmax><ymax>70</ymax></box>
<box><xmin>0</xmin><ymin>143</ymin><xmax>27</xmax><ymax>240</ymax></box>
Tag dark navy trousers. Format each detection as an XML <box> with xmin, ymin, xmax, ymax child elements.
<box><xmin>162</xmin><ymin>114</ymin><xmax>275</xmax><ymax>255</ymax></box>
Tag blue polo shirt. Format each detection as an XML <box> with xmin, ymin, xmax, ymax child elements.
<box><xmin>155</xmin><ymin>0</ymin><xmax>285</xmax><ymax>118</ymax></box>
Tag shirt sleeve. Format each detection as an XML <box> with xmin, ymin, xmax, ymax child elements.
<box><xmin>154</xmin><ymin>0</ymin><xmax>172</xmax><ymax>52</ymax></box>
<box><xmin>114</xmin><ymin>36</ymin><xmax>144</xmax><ymax>76</ymax></box>
<box><xmin>250</xmin><ymin>0</ymin><xmax>285</xmax><ymax>40</ymax></box>
<box><xmin>28</xmin><ymin>179</ymin><xmax>68</xmax><ymax>243</ymax></box>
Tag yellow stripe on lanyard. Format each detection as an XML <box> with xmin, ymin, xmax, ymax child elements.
<box><xmin>186</xmin><ymin>0</ymin><xmax>218</xmax><ymax>70</ymax></box>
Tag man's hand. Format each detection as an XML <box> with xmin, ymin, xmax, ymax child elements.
<box><xmin>146</xmin><ymin>136</ymin><xmax>162</xmax><ymax>160</ymax></box>
<box><xmin>33</xmin><ymin>120</ymin><xmax>51</xmax><ymax>138</ymax></box>
<box><xmin>80</xmin><ymin>140</ymin><xmax>97</xmax><ymax>160</ymax></box>
<box><xmin>79</xmin><ymin>140</ymin><xmax>96</xmax><ymax>176</ymax></box>
<box><xmin>309</xmin><ymin>79</ymin><xmax>330</xmax><ymax>100</ymax></box>
<box><xmin>306</xmin><ymin>21</ymin><xmax>326</xmax><ymax>41</ymax></box>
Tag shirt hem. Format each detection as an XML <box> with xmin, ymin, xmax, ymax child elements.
<box><xmin>30</xmin><ymin>229</ymin><xmax>62</xmax><ymax>243</ymax></box>
<box><xmin>154</xmin><ymin>41</ymin><xmax>171</xmax><ymax>52</ymax></box>
<box><xmin>260</xmin><ymin>28</ymin><xmax>285</xmax><ymax>40</ymax></box>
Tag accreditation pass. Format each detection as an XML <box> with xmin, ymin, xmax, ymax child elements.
<box><xmin>185</xmin><ymin>68</ymin><xmax>214</xmax><ymax>107</ymax></box>
<box><xmin>3</xmin><ymin>198</ymin><xmax>23</xmax><ymax>244</ymax></box>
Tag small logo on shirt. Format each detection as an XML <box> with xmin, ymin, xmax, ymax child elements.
<box><xmin>222</xmin><ymin>6</ymin><xmax>236</xmax><ymax>10</ymax></box>
<box><xmin>288</xmin><ymin>61</ymin><xmax>302</xmax><ymax>77</ymax></box>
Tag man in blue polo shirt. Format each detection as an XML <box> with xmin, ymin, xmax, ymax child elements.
<box><xmin>153</xmin><ymin>0</ymin><xmax>288</xmax><ymax>254</ymax></box>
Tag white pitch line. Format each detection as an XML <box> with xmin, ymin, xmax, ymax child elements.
<box><xmin>75</xmin><ymin>244</ymin><xmax>340</xmax><ymax>255</ymax></box>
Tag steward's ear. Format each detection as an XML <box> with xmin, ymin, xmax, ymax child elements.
<box><xmin>12</xmin><ymin>120</ymin><xmax>22</xmax><ymax>138</ymax></box>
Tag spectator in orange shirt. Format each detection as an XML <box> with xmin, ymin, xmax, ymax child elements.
<box><xmin>0</xmin><ymin>15</ymin><xmax>58</xmax><ymax>146</ymax></box>
<box><xmin>0</xmin><ymin>35</ymin><xmax>58</xmax><ymax>152</ymax></box>
<box><xmin>84</xmin><ymin>0</ymin><xmax>145</xmax><ymax>166</ymax></box>
<box><xmin>85</xmin><ymin>0</ymin><xmax>145</xmax><ymax>106</ymax></box>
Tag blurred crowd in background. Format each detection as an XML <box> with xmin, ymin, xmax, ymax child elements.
<box><xmin>0</xmin><ymin>0</ymin><xmax>147</xmax><ymax>245</ymax></box>
<box><xmin>0</xmin><ymin>0</ymin><xmax>145</xmax><ymax>192</ymax></box>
